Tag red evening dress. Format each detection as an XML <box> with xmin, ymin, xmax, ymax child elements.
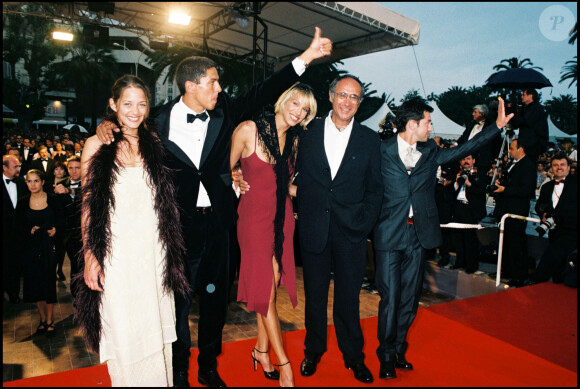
<box><xmin>236</xmin><ymin>134</ymin><xmax>297</xmax><ymax>317</ymax></box>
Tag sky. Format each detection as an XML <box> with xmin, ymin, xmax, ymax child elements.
<box><xmin>338</xmin><ymin>2</ymin><xmax>577</xmax><ymax>105</ymax></box>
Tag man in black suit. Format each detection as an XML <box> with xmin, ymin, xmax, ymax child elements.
<box><xmin>373</xmin><ymin>98</ymin><xmax>513</xmax><ymax>379</ymax></box>
<box><xmin>457</xmin><ymin>104</ymin><xmax>500</xmax><ymax>172</ymax></box>
<box><xmin>450</xmin><ymin>155</ymin><xmax>487</xmax><ymax>273</ymax></box>
<box><xmin>29</xmin><ymin>146</ymin><xmax>55</xmax><ymax>182</ymax></box>
<box><xmin>53</xmin><ymin>156</ymin><xmax>83</xmax><ymax>298</ymax></box>
<box><xmin>510</xmin><ymin>89</ymin><xmax>548</xmax><ymax>164</ymax></box>
<box><xmin>294</xmin><ymin>75</ymin><xmax>382</xmax><ymax>383</ymax></box>
<box><xmin>3</xmin><ymin>154</ymin><xmax>27</xmax><ymax>303</ymax></box>
<box><xmin>97</xmin><ymin>28</ymin><xmax>332</xmax><ymax>387</ymax></box>
<box><xmin>492</xmin><ymin>139</ymin><xmax>537</xmax><ymax>287</ymax></box>
<box><xmin>527</xmin><ymin>154</ymin><xmax>577</xmax><ymax>284</ymax></box>
<box><xmin>20</xmin><ymin>138</ymin><xmax>35</xmax><ymax>176</ymax></box>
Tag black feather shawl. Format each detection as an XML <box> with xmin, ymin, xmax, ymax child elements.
<box><xmin>72</xmin><ymin>122</ymin><xmax>190</xmax><ymax>354</ymax></box>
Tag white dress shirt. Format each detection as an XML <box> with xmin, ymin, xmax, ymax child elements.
<box><xmin>468</xmin><ymin>121</ymin><xmax>485</xmax><ymax>140</ymax></box>
<box><xmin>397</xmin><ymin>135</ymin><xmax>422</xmax><ymax>217</ymax></box>
<box><xmin>167</xmin><ymin>57</ymin><xmax>307</xmax><ymax>207</ymax></box>
<box><xmin>3</xmin><ymin>174</ymin><xmax>17</xmax><ymax>208</ymax></box>
<box><xmin>324</xmin><ymin>112</ymin><xmax>354</xmax><ymax>180</ymax></box>
<box><xmin>552</xmin><ymin>178</ymin><xmax>565</xmax><ymax>208</ymax></box>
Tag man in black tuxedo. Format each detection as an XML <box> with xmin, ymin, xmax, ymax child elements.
<box><xmin>20</xmin><ymin>138</ymin><xmax>35</xmax><ymax>176</ymax></box>
<box><xmin>3</xmin><ymin>155</ymin><xmax>27</xmax><ymax>303</ymax></box>
<box><xmin>53</xmin><ymin>156</ymin><xmax>83</xmax><ymax>298</ymax></box>
<box><xmin>29</xmin><ymin>146</ymin><xmax>56</xmax><ymax>182</ymax></box>
<box><xmin>457</xmin><ymin>104</ymin><xmax>500</xmax><ymax>172</ymax></box>
<box><xmin>294</xmin><ymin>75</ymin><xmax>382</xmax><ymax>383</ymax></box>
<box><xmin>450</xmin><ymin>155</ymin><xmax>487</xmax><ymax>273</ymax></box>
<box><xmin>373</xmin><ymin>98</ymin><xmax>513</xmax><ymax>379</ymax></box>
<box><xmin>492</xmin><ymin>139</ymin><xmax>537</xmax><ymax>287</ymax></box>
<box><xmin>97</xmin><ymin>28</ymin><xmax>332</xmax><ymax>387</ymax></box>
<box><xmin>510</xmin><ymin>89</ymin><xmax>548</xmax><ymax>164</ymax></box>
<box><xmin>527</xmin><ymin>154</ymin><xmax>577</xmax><ymax>284</ymax></box>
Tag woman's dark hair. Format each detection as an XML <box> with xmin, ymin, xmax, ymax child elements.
<box><xmin>52</xmin><ymin>161</ymin><xmax>68</xmax><ymax>175</ymax></box>
<box><xmin>105</xmin><ymin>74</ymin><xmax>152</xmax><ymax>134</ymax></box>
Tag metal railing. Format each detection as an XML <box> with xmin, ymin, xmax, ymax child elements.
<box><xmin>496</xmin><ymin>213</ymin><xmax>540</xmax><ymax>287</ymax></box>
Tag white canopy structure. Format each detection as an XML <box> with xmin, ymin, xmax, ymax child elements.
<box><xmin>361</xmin><ymin>103</ymin><xmax>394</xmax><ymax>132</ymax></box>
<box><xmin>547</xmin><ymin>115</ymin><xmax>576</xmax><ymax>139</ymax></box>
<box><xmin>429</xmin><ymin>103</ymin><xmax>465</xmax><ymax>139</ymax></box>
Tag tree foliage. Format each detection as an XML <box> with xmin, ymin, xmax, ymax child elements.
<box><xmin>545</xmin><ymin>94</ymin><xmax>577</xmax><ymax>134</ymax></box>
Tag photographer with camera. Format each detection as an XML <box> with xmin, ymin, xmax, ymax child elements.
<box><xmin>457</xmin><ymin>105</ymin><xmax>501</xmax><ymax>172</ymax></box>
<box><xmin>526</xmin><ymin>154</ymin><xmax>577</xmax><ymax>285</ymax></box>
<box><xmin>450</xmin><ymin>155</ymin><xmax>487</xmax><ymax>273</ymax></box>
<box><xmin>492</xmin><ymin>139</ymin><xmax>536</xmax><ymax>287</ymax></box>
<box><xmin>510</xmin><ymin>89</ymin><xmax>548</xmax><ymax>165</ymax></box>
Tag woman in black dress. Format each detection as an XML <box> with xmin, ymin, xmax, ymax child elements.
<box><xmin>51</xmin><ymin>142</ymin><xmax>68</xmax><ymax>163</ymax></box>
<box><xmin>44</xmin><ymin>161</ymin><xmax>69</xmax><ymax>281</ymax></box>
<box><xmin>16</xmin><ymin>169</ymin><xmax>64</xmax><ymax>337</ymax></box>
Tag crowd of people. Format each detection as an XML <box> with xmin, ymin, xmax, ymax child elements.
<box><xmin>3</xmin><ymin>26</ymin><xmax>577</xmax><ymax>388</ymax></box>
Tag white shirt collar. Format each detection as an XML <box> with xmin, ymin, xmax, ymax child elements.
<box><xmin>397</xmin><ymin>134</ymin><xmax>417</xmax><ymax>151</ymax></box>
<box><xmin>325</xmin><ymin>111</ymin><xmax>354</xmax><ymax>133</ymax></box>
<box><xmin>176</xmin><ymin>96</ymin><xmax>207</xmax><ymax>116</ymax></box>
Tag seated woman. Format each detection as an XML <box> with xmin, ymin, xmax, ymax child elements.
<box><xmin>52</xmin><ymin>142</ymin><xmax>68</xmax><ymax>163</ymax></box>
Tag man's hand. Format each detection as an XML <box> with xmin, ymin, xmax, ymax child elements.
<box><xmin>53</xmin><ymin>183</ymin><xmax>68</xmax><ymax>195</ymax></box>
<box><xmin>299</xmin><ymin>27</ymin><xmax>333</xmax><ymax>65</ymax></box>
<box><xmin>96</xmin><ymin>120</ymin><xmax>120</xmax><ymax>145</ymax></box>
<box><xmin>493</xmin><ymin>180</ymin><xmax>505</xmax><ymax>193</ymax></box>
<box><xmin>232</xmin><ymin>168</ymin><xmax>250</xmax><ymax>195</ymax></box>
<box><xmin>47</xmin><ymin>227</ymin><xmax>56</xmax><ymax>238</ymax></box>
<box><xmin>496</xmin><ymin>97</ymin><xmax>515</xmax><ymax>129</ymax></box>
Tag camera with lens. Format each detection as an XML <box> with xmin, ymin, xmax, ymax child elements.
<box><xmin>535</xmin><ymin>205</ymin><xmax>556</xmax><ymax>237</ymax></box>
<box><xmin>378</xmin><ymin>113</ymin><xmax>398</xmax><ymax>140</ymax></box>
<box><xmin>456</xmin><ymin>167</ymin><xmax>476</xmax><ymax>187</ymax></box>
<box><xmin>486</xmin><ymin>174</ymin><xmax>505</xmax><ymax>194</ymax></box>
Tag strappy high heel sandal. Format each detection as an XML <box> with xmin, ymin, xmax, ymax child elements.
<box><xmin>46</xmin><ymin>321</ymin><xmax>56</xmax><ymax>338</ymax></box>
<box><xmin>35</xmin><ymin>321</ymin><xmax>48</xmax><ymax>335</ymax></box>
<box><xmin>274</xmin><ymin>361</ymin><xmax>294</xmax><ymax>387</ymax></box>
<box><xmin>252</xmin><ymin>348</ymin><xmax>280</xmax><ymax>380</ymax></box>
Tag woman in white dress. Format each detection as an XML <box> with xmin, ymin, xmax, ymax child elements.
<box><xmin>74</xmin><ymin>75</ymin><xmax>189</xmax><ymax>386</ymax></box>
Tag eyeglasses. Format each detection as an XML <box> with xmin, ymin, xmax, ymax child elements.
<box><xmin>335</xmin><ymin>92</ymin><xmax>362</xmax><ymax>103</ymax></box>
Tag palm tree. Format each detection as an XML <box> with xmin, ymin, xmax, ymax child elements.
<box><xmin>545</xmin><ymin>94</ymin><xmax>577</xmax><ymax>134</ymax></box>
<box><xmin>559</xmin><ymin>56</ymin><xmax>577</xmax><ymax>88</ymax></box>
<box><xmin>568</xmin><ymin>22</ymin><xmax>577</xmax><ymax>45</ymax></box>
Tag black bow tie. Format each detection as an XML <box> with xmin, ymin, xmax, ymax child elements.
<box><xmin>41</xmin><ymin>159</ymin><xmax>47</xmax><ymax>162</ymax></box>
<box><xmin>187</xmin><ymin>112</ymin><xmax>208</xmax><ymax>123</ymax></box>
<box><xmin>5</xmin><ymin>178</ymin><xmax>15</xmax><ymax>184</ymax></box>
<box><xmin>70</xmin><ymin>181</ymin><xmax>80</xmax><ymax>187</ymax></box>
<box><xmin>555</xmin><ymin>179</ymin><xmax>565</xmax><ymax>185</ymax></box>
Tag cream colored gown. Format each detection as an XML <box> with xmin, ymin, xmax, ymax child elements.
<box><xmin>99</xmin><ymin>165</ymin><xmax>176</xmax><ymax>387</ymax></box>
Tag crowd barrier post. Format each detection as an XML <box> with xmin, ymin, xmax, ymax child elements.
<box><xmin>496</xmin><ymin>213</ymin><xmax>540</xmax><ymax>287</ymax></box>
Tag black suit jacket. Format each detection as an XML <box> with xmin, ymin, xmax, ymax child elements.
<box><xmin>535</xmin><ymin>175</ymin><xmax>577</xmax><ymax>238</ymax></box>
<box><xmin>457</xmin><ymin>118</ymin><xmax>500</xmax><ymax>170</ymax></box>
<box><xmin>3</xmin><ymin>177</ymin><xmax>28</xmax><ymax>242</ymax></box>
<box><xmin>493</xmin><ymin>155</ymin><xmax>536</xmax><ymax>219</ymax></box>
<box><xmin>151</xmin><ymin>62</ymin><xmax>300</xmax><ymax>264</ymax></box>
<box><xmin>294</xmin><ymin>119</ymin><xmax>382</xmax><ymax>254</ymax></box>
<box><xmin>374</xmin><ymin>124</ymin><xmax>501</xmax><ymax>251</ymax></box>
<box><xmin>510</xmin><ymin>101</ymin><xmax>549</xmax><ymax>157</ymax></box>
<box><xmin>29</xmin><ymin>158</ymin><xmax>56</xmax><ymax>182</ymax></box>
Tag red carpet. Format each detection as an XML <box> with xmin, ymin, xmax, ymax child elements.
<box><xmin>5</xmin><ymin>283</ymin><xmax>577</xmax><ymax>387</ymax></box>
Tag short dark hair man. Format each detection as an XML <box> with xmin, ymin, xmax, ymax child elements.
<box><xmin>373</xmin><ymin>98</ymin><xmax>513</xmax><ymax>379</ymax></box>
<box><xmin>457</xmin><ymin>104</ymin><xmax>500</xmax><ymax>172</ymax></box>
<box><xmin>492</xmin><ymin>139</ymin><xmax>537</xmax><ymax>286</ymax></box>
<box><xmin>527</xmin><ymin>154</ymin><xmax>577</xmax><ymax>285</ymax></box>
<box><xmin>510</xmin><ymin>88</ymin><xmax>549</xmax><ymax>164</ymax></box>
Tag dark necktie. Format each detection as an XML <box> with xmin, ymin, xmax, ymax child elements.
<box><xmin>187</xmin><ymin>112</ymin><xmax>208</xmax><ymax>123</ymax></box>
<box><xmin>5</xmin><ymin>178</ymin><xmax>14</xmax><ymax>184</ymax></box>
<box><xmin>555</xmin><ymin>179</ymin><xmax>565</xmax><ymax>185</ymax></box>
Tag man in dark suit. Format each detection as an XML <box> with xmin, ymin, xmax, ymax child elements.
<box><xmin>457</xmin><ymin>104</ymin><xmax>500</xmax><ymax>172</ymax></box>
<box><xmin>293</xmin><ymin>74</ymin><xmax>382</xmax><ymax>384</ymax></box>
<box><xmin>492</xmin><ymin>139</ymin><xmax>537</xmax><ymax>287</ymax></box>
<box><xmin>3</xmin><ymin>154</ymin><xmax>27</xmax><ymax>303</ymax></box>
<box><xmin>510</xmin><ymin>89</ymin><xmax>548</xmax><ymax>164</ymax></box>
<box><xmin>450</xmin><ymin>155</ymin><xmax>487</xmax><ymax>273</ymax></box>
<box><xmin>29</xmin><ymin>146</ymin><xmax>55</xmax><ymax>182</ymax></box>
<box><xmin>20</xmin><ymin>138</ymin><xmax>35</xmax><ymax>176</ymax></box>
<box><xmin>373</xmin><ymin>98</ymin><xmax>513</xmax><ymax>380</ymax></box>
<box><xmin>53</xmin><ymin>156</ymin><xmax>83</xmax><ymax>298</ymax></box>
<box><xmin>97</xmin><ymin>28</ymin><xmax>332</xmax><ymax>387</ymax></box>
<box><xmin>527</xmin><ymin>154</ymin><xmax>577</xmax><ymax>284</ymax></box>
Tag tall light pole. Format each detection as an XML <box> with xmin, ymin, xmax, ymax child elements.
<box><xmin>113</xmin><ymin>42</ymin><xmax>142</xmax><ymax>77</ymax></box>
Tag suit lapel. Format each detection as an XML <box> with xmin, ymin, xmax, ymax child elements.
<box><xmin>200</xmin><ymin>106</ymin><xmax>224</xmax><ymax>168</ymax></box>
<box><xmin>312</xmin><ymin>120</ymin><xmax>331</xmax><ymax>173</ymax></box>
<box><xmin>414</xmin><ymin>141</ymin><xmax>432</xmax><ymax>173</ymax></box>
<box><xmin>156</xmin><ymin>97</ymin><xmax>197</xmax><ymax>170</ymax></box>
<box><xmin>386</xmin><ymin>137</ymin><xmax>407</xmax><ymax>174</ymax></box>
<box><xmin>334</xmin><ymin>123</ymin><xmax>361</xmax><ymax>179</ymax></box>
